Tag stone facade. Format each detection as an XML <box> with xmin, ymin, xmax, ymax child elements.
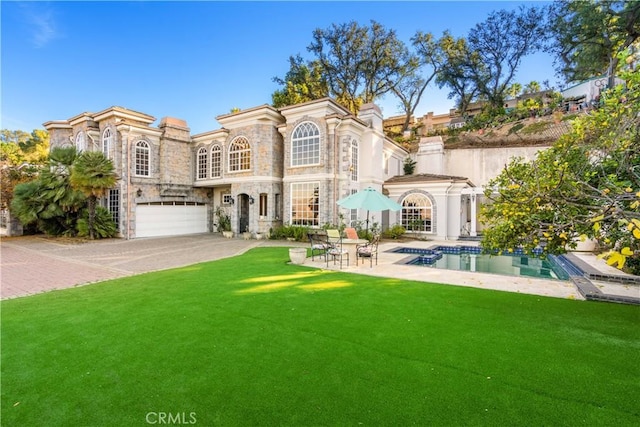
<box><xmin>43</xmin><ymin>99</ymin><xmax>498</xmax><ymax>240</ymax></box>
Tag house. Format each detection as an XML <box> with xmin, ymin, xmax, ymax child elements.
<box><xmin>561</xmin><ymin>75</ymin><xmax>624</xmax><ymax>111</ymax></box>
<box><xmin>44</xmin><ymin>98</ymin><xmax>546</xmax><ymax>240</ymax></box>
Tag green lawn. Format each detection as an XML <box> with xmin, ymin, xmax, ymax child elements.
<box><xmin>2</xmin><ymin>247</ymin><xmax>639</xmax><ymax>426</ymax></box>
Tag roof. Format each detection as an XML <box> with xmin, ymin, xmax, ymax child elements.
<box><xmin>385</xmin><ymin>173</ymin><xmax>474</xmax><ymax>186</ymax></box>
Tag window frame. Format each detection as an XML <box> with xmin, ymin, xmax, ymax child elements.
<box><xmin>228</xmin><ymin>136</ymin><xmax>251</xmax><ymax>172</ymax></box>
<box><xmin>401</xmin><ymin>193</ymin><xmax>433</xmax><ymax>233</ymax></box>
<box><xmin>196</xmin><ymin>147</ymin><xmax>208</xmax><ymax>180</ymax></box>
<box><xmin>134</xmin><ymin>140</ymin><xmax>151</xmax><ymax>177</ymax></box>
<box><xmin>290</xmin><ymin>182</ymin><xmax>320</xmax><ymax>227</ymax></box>
<box><xmin>75</xmin><ymin>132</ymin><xmax>86</xmax><ymax>152</ymax></box>
<box><xmin>102</xmin><ymin>128</ymin><xmax>113</xmax><ymax>159</ymax></box>
<box><xmin>291</xmin><ymin>122</ymin><xmax>321</xmax><ymax>167</ymax></box>
<box><xmin>210</xmin><ymin>144</ymin><xmax>222</xmax><ymax>178</ymax></box>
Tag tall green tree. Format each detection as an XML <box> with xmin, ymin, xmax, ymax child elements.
<box><xmin>481</xmin><ymin>61</ymin><xmax>640</xmax><ymax>274</ymax></box>
<box><xmin>70</xmin><ymin>151</ymin><xmax>118</xmax><ymax>239</ymax></box>
<box><xmin>305</xmin><ymin>20</ymin><xmax>413</xmax><ymax>113</ymax></box>
<box><xmin>272</xmin><ymin>55</ymin><xmax>329</xmax><ymax>108</ymax></box>
<box><xmin>466</xmin><ymin>6</ymin><xmax>547</xmax><ymax>112</ymax></box>
<box><xmin>435</xmin><ymin>32</ymin><xmax>480</xmax><ymax>116</ymax></box>
<box><xmin>390</xmin><ymin>31</ymin><xmax>445</xmax><ymax>133</ymax></box>
<box><xmin>546</xmin><ymin>0</ymin><xmax>640</xmax><ymax>88</ymax></box>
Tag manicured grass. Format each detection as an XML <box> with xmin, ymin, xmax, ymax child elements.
<box><xmin>2</xmin><ymin>247</ymin><xmax>639</xmax><ymax>426</ymax></box>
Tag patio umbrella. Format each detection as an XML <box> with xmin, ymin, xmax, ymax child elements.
<box><xmin>336</xmin><ymin>187</ymin><xmax>402</xmax><ymax>235</ymax></box>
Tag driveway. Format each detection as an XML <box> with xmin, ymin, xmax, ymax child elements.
<box><xmin>1</xmin><ymin>234</ymin><xmax>297</xmax><ymax>300</ymax></box>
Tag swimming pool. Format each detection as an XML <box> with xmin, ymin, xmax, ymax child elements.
<box><xmin>392</xmin><ymin>246</ymin><xmax>570</xmax><ymax>280</ymax></box>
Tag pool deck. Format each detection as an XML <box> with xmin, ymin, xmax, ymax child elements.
<box><xmin>304</xmin><ymin>239</ymin><xmax>640</xmax><ymax>302</ymax></box>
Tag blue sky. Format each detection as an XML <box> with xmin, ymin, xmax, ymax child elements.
<box><xmin>2</xmin><ymin>0</ymin><xmax>556</xmax><ymax>135</ymax></box>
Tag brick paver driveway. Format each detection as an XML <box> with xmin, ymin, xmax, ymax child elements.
<box><xmin>0</xmin><ymin>234</ymin><xmax>288</xmax><ymax>299</ymax></box>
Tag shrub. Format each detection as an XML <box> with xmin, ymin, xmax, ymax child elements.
<box><xmin>382</xmin><ymin>224</ymin><xmax>406</xmax><ymax>239</ymax></box>
<box><xmin>77</xmin><ymin>207</ymin><xmax>117</xmax><ymax>238</ymax></box>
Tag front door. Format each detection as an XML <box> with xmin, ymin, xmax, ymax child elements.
<box><xmin>238</xmin><ymin>194</ymin><xmax>250</xmax><ymax>233</ymax></box>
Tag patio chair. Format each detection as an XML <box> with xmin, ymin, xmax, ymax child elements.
<box><xmin>307</xmin><ymin>232</ymin><xmax>330</xmax><ymax>261</ymax></box>
<box><xmin>344</xmin><ymin>227</ymin><xmax>359</xmax><ymax>240</ymax></box>
<box><xmin>356</xmin><ymin>234</ymin><xmax>380</xmax><ymax>267</ymax></box>
<box><xmin>326</xmin><ymin>229</ymin><xmax>341</xmax><ymax>244</ymax></box>
<box><xmin>326</xmin><ymin>231</ymin><xmax>349</xmax><ymax>269</ymax></box>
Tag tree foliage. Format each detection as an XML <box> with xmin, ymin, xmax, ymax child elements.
<box><xmin>274</xmin><ymin>20</ymin><xmax>414</xmax><ymax>114</ymax></box>
<box><xmin>481</xmin><ymin>62</ymin><xmax>640</xmax><ymax>274</ymax></box>
<box><xmin>271</xmin><ymin>55</ymin><xmax>329</xmax><ymax>108</ymax></box>
<box><xmin>1</xmin><ymin>129</ymin><xmax>50</xmax><ymax>210</ymax></box>
<box><xmin>465</xmin><ymin>6</ymin><xmax>546</xmax><ymax>112</ymax></box>
<box><xmin>10</xmin><ymin>147</ymin><xmax>117</xmax><ymax>238</ymax></box>
<box><xmin>435</xmin><ymin>32</ymin><xmax>481</xmax><ymax>115</ymax></box>
<box><xmin>390</xmin><ymin>31</ymin><xmax>444</xmax><ymax>133</ymax></box>
<box><xmin>546</xmin><ymin>0</ymin><xmax>640</xmax><ymax>87</ymax></box>
<box><xmin>70</xmin><ymin>151</ymin><xmax>118</xmax><ymax>239</ymax></box>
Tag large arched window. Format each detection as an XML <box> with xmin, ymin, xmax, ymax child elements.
<box><xmin>75</xmin><ymin>132</ymin><xmax>86</xmax><ymax>152</ymax></box>
<box><xmin>401</xmin><ymin>193</ymin><xmax>433</xmax><ymax>233</ymax></box>
<box><xmin>197</xmin><ymin>147</ymin><xmax>208</xmax><ymax>179</ymax></box>
<box><xmin>210</xmin><ymin>144</ymin><xmax>221</xmax><ymax>178</ymax></box>
<box><xmin>291</xmin><ymin>122</ymin><xmax>320</xmax><ymax>166</ymax></box>
<box><xmin>228</xmin><ymin>137</ymin><xmax>251</xmax><ymax>172</ymax></box>
<box><xmin>134</xmin><ymin>140</ymin><xmax>150</xmax><ymax>176</ymax></box>
<box><xmin>102</xmin><ymin>128</ymin><xmax>113</xmax><ymax>159</ymax></box>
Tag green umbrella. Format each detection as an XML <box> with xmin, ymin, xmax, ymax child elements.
<box><xmin>337</xmin><ymin>187</ymin><xmax>402</xmax><ymax>234</ymax></box>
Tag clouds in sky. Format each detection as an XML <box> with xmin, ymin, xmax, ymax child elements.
<box><xmin>19</xmin><ymin>2</ymin><xmax>60</xmax><ymax>48</ymax></box>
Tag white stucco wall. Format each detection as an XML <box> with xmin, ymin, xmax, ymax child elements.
<box><xmin>443</xmin><ymin>146</ymin><xmax>547</xmax><ymax>187</ymax></box>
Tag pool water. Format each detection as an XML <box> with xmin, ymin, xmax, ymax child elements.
<box><xmin>394</xmin><ymin>246</ymin><xmax>569</xmax><ymax>280</ymax></box>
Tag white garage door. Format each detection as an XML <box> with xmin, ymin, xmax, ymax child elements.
<box><xmin>136</xmin><ymin>202</ymin><xmax>208</xmax><ymax>238</ymax></box>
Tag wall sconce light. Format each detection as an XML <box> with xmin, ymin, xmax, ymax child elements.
<box><xmin>136</xmin><ymin>188</ymin><xmax>142</xmax><ymax>197</ymax></box>
<box><xmin>249</xmin><ymin>196</ymin><xmax>255</xmax><ymax>205</ymax></box>
<box><xmin>229</xmin><ymin>197</ymin><xmax>235</xmax><ymax>205</ymax></box>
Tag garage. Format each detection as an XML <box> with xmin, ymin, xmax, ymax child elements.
<box><xmin>136</xmin><ymin>202</ymin><xmax>208</xmax><ymax>238</ymax></box>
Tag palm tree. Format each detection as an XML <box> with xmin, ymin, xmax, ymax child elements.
<box><xmin>70</xmin><ymin>151</ymin><xmax>118</xmax><ymax>239</ymax></box>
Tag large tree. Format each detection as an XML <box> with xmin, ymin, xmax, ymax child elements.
<box><xmin>271</xmin><ymin>55</ymin><xmax>329</xmax><ymax>108</ymax></box>
<box><xmin>546</xmin><ymin>0</ymin><xmax>640</xmax><ymax>88</ymax></box>
<box><xmin>300</xmin><ymin>20</ymin><xmax>412</xmax><ymax>113</ymax></box>
<box><xmin>481</xmin><ymin>62</ymin><xmax>640</xmax><ymax>274</ymax></box>
<box><xmin>390</xmin><ymin>31</ymin><xmax>445</xmax><ymax>133</ymax></box>
<box><xmin>435</xmin><ymin>32</ymin><xmax>480</xmax><ymax>116</ymax></box>
<box><xmin>70</xmin><ymin>151</ymin><xmax>118</xmax><ymax>239</ymax></box>
<box><xmin>465</xmin><ymin>6</ymin><xmax>546</xmax><ymax>112</ymax></box>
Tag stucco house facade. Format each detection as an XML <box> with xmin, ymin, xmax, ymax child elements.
<box><xmin>43</xmin><ymin>98</ymin><xmax>546</xmax><ymax>240</ymax></box>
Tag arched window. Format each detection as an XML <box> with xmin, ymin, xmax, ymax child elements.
<box><xmin>401</xmin><ymin>193</ymin><xmax>433</xmax><ymax>233</ymax></box>
<box><xmin>210</xmin><ymin>144</ymin><xmax>221</xmax><ymax>178</ymax></box>
<box><xmin>229</xmin><ymin>137</ymin><xmax>251</xmax><ymax>172</ymax></box>
<box><xmin>291</xmin><ymin>122</ymin><xmax>320</xmax><ymax>166</ymax></box>
<box><xmin>75</xmin><ymin>132</ymin><xmax>86</xmax><ymax>152</ymax></box>
<box><xmin>102</xmin><ymin>128</ymin><xmax>113</xmax><ymax>159</ymax></box>
<box><xmin>134</xmin><ymin>140</ymin><xmax>150</xmax><ymax>176</ymax></box>
<box><xmin>197</xmin><ymin>147</ymin><xmax>208</xmax><ymax>179</ymax></box>
<box><xmin>350</xmin><ymin>140</ymin><xmax>358</xmax><ymax>181</ymax></box>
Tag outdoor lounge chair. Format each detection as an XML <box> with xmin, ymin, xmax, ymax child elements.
<box><xmin>356</xmin><ymin>235</ymin><xmax>380</xmax><ymax>267</ymax></box>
